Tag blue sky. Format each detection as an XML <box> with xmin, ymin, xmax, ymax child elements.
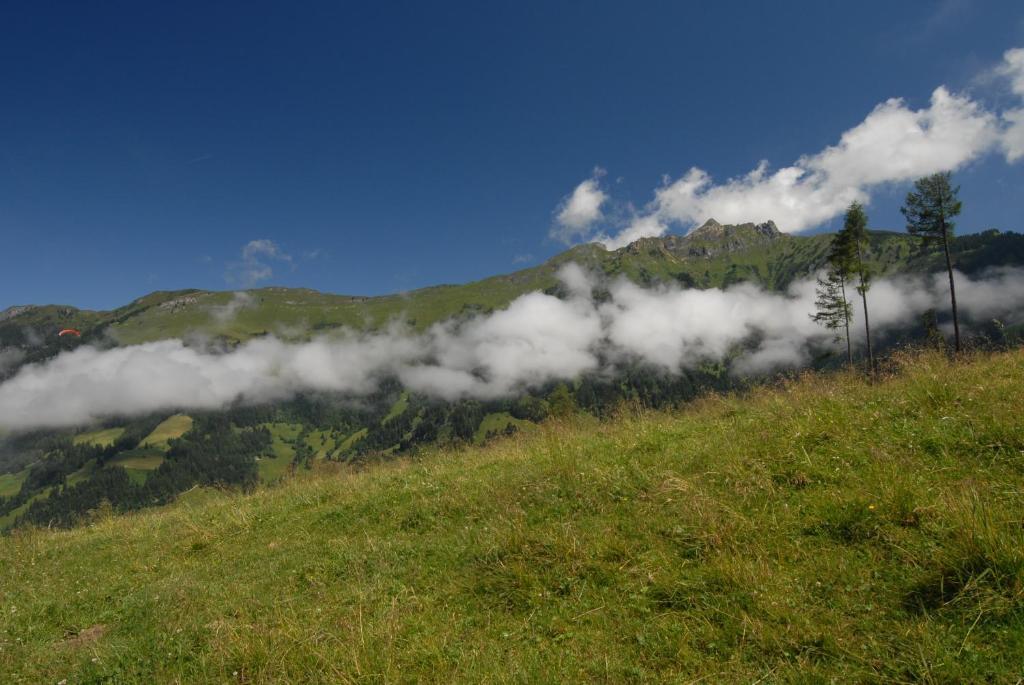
<box><xmin>3</xmin><ymin>1</ymin><xmax>1024</xmax><ymax>310</ymax></box>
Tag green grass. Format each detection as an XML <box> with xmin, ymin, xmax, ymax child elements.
<box><xmin>383</xmin><ymin>392</ymin><xmax>409</xmax><ymax>424</ymax></box>
<box><xmin>1</xmin><ymin>350</ymin><xmax>1023</xmax><ymax>682</ymax></box>
<box><xmin>65</xmin><ymin>461</ymin><xmax>97</xmax><ymax>487</ymax></box>
<box><xmin>106</xmin><ymin>269</ymin><xmax>560</xmax><ymax>344</ymax></box>
<box><xmin>108</xmin><ymin>453</ymin><xmax>165</xmax><ymax>471</ymax></box>
<box><xmin>336</xmin><ymin>427</ymin><xmax>367</xmax><ymax>455</ymax></box>
<box><xmin>262</xmin><ymin>423</ymin><xmax>301</xmax><ymax>462</ymax></box>
<box><xmin>256</xmin><ymin>455</ymin><xmax>292</xmax><ymax>484</ymax></box>
<box><xmin>140</xmin><ymin>414</ymin><xmax>193</xmax><ymax>450</ymax></box>
<box><xmin>0</xmin><ymin>470</ymin><xmax>28</xmax><ymax>498</ymax></box>
<box><xmin>304</xmin><ymin>430</ymin><xmax>337</xmax><ymax>459</ymax></box>
<box><xmin>123</xmin><ymin>469</ymin><xmax>152</xmax><ymax>486</ymax></box>
<box><xmin>72</xmin><ymin>427</ymin><xmax>125</xmax><ymax>447</ymax></box>
<box><xmin>264</xmin><ymin>422</ymin><xmax>303</xmax><ymax>442</ymax></box>
<box><xmin>0</xmin><ymin>487</ymin><xmax>51</xmax><ymax>529</ymax></box>
<box><xmin>473</xmin><ymin>411</ymin><xmax>532</xmax><ymax>444</ymax></box>
<box><xmin>270</xmin><ymin>439</ymin><xmax>296</xmax><ymax>461</ymax></box>
<box><xmin>102</xmin><ymin>449</ymin><xmax>166</xmax><ymax>485</ymax></box>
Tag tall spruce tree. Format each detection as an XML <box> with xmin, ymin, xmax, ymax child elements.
<box><xmin>901</xmin><ymin>172</ymin><xmax>963</xmax><ymax>352</ymax></box>
<box><xmin>837</xmin><ymin>202</ymin><xmax>873</xmax><ymax>372</ymax></box>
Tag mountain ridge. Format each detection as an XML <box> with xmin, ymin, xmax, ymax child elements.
<box><xmin>2</xmin><ymin>224</ymin><xmax>1023</xmax><ymax>365</ymax></box>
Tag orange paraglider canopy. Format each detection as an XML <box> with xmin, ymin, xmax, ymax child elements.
<box><xmin>58</xmin><ymin>328</ymin><xmax>81</xmax><ymax>337</ymax></box>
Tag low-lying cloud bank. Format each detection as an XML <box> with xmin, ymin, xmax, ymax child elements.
<box><xmin>1</xmin><ymin>264</ymin><xmax>1023</xmax><ymax>431</ymax></box>
<box><xmin>554</xmin><ymin>47</ymin><xmax>1024</xmax><ymax>248</ymax></box>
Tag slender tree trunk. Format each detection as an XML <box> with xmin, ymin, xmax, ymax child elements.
<box><xmin>860</xmin><ymin>288</ymin><xmax>872</xmax><ymax>374</ymax></box>
<box><xmin>855</xmin><ymin>241</ymin><xmax>873</xmax><ymax>374</ymax></box>
<box><xmin>839</xmin><ymin>273</ymin><xmax>852</xmax><ymax>367</ymax></box>
<box><xmin>940</xmin><ymin>217</ymin><xmax>961</xmax><ymax>353</ymax></box>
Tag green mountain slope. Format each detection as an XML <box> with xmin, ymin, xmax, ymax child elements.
<box><xmin>4</xmin><ymin>223</ymin><xmax>1022</xmax><ymax>352</ymax></box>
<box><xmin>1</xmin><ymin>349</ymin><xmax>1022</xmax><ymax>682</ymax></box>
<box><xmin>3</xmin><ymin>222</ymin><xmax>1023</xmax><ymax>529</ymax></box>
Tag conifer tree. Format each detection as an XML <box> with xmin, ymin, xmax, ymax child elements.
<box><xmin>811</xmin><ymin>269</ymin><xmax>854</xmax><ymax>365</ymax></box>
<box><xmin>901</xmin><ymin>172</ymin><xmax>963</xmax><ymax>352</ymax></box>
<box><xmin>836</xmin><ymin>202</ymin><xmax>873</xmax><ymax>372</ymax></box>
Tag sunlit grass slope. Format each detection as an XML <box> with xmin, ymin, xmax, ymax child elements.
<box><xmin>140</xmin><ymin>414</ymin><xmax>194</xmax><ymax>450</ymax></box>
<box><xmin>1</xmin><ymin>350</ymin><xmax>1023</xmax><ymax>683</ymax></box>
<box><xmin>72</xmin><ymin>427</ymin><xmax>126</xmax><ymax>448</ymax></box>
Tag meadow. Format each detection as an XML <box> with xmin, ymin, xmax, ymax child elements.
<box><xmin>0</xmin><ymin>350</ymin><xmax>1022</xmax><ymax>682</ymax></box>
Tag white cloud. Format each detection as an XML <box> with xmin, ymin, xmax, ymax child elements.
<box><xmin>562</xmin><ymin>48</ymin><xmax>1024</xmax><ymax>248</ymax></box>
<box><xmin>242</xmin><ymin>239</ymin><xmax>290</xmax><ymax>263</ymax></box>
<box><xmin>209</xmin><ymin>291</ymin><xmax>256</xmax><ymax>325</ymax></box>
<box><xmin>3</xmin><ymin>265</ymin><xmax>1023</xmax><ymax>430</ymax></box>
<box><xmin>408</xmin><ymin>287</ymin><xmax>602</xmax><ymax>399</ymax></box>
<box><xmin>997</xmin><ymin>47</ymin><xmax>1024</xmax><ymax>97</ymax></box>
<box><xmin>551</xmin><ymin>170</ymin><xmax>608</xmax><ymax>242</ymax></box>
<box><xmin>1003</xmin><ymin>109</ymin><xmax>1024</xmax><ymax>163</ymax></box>
<box><xmin>997</xmin><ymin>48</ymin><xmax>1024</xmax><ymax>162</ymax></box>
<box><xmin>596</xmin><ymin>214</ymin><xmax>668</xmax><ymax>250</ymax></box>
<box><xmin>227</xmin><ymin>239</ymin><xmax>292</xmax><ymax>286</ymax></box>
<box><xmin>606</xmin><ymin>88</ymin><xmax>999</xmax><ymax>244</ymax></box>
<box><xmin>812</xmin><ymin>87</ymin><xmax>999</xmax><ymax>188</ymax></box>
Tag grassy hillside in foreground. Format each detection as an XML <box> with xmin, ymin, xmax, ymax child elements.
<box><xmin>1</xmin><ymin>351</ymin><xmax>1023</xmax><ymax>682</ymax></box>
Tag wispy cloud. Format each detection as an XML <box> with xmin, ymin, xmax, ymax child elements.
<box><xmin>0</xmin><ymin>348</ymin><xmax>25</xmax><ymax>375</ymax></box>
<box><xmin>209</xmin><ymin>291</ymin><xmax>256</xmax><ymax>325</ymax></box>
<box><xmin>185</xmin><ymin>153</ymin><xmax>214</xmax><ymax>165</ymax></box>
<box><xmin>919</xmin><ymin>0</ymin><xmax>972</xmax><ymax>40</ymax></box>
<box><xmin>226</xmin><ymin>239</ymin><xmax>292</xmax><ymax>287</ymax></box>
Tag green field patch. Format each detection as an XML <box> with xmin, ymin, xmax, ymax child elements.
<box><xmin>173</xmin><ymin>486</ymin><xmax>221</xmax><ymax>507</ymax></box>
<box><xmin>473</xmin><ymin>412</ymin><xmax>532</xmax><ymax>444</ymax></box>
<box><xmin>270</xmin><ymin>437</ymin><xmax>296</xmax><ymax>461</ymax></box>
<box><xmin>112</xmin><ymin>455</ymin><xmax>165</xmax><ymax>471</ymax></box>
<box><xmin>0</xmin><ymin>487</ymin><xmax>51</xmax><ymax>528</ymax></box>
<box><xmin>72</xmin><ymin>426</ymin><xmax>125</xmax><ymax>447</ymax></box>
<box><xmin>141</xmin><ymin>414</ymin><xmax>193</xmax><ymax>450</ymax></box>
<box><xmin>336</xmin><ymin>428</ymin><xmax>367</xmax><ymax>454</ymax></box>
<box><xmin>263</xmin><ymin>422</ymin><xmax>304</xmax><ymax>441</ymax></box>
<box><xmin>305</xmin><ymin>430</ymin><xmax>338</xmax><ymax>459</ymax></box>
<box><xmin>0</xmin><ymin>469</ymin><xmax>28</xmax><ymax>498</ymax></box>
<box><xmin>66</xmin><ymin>460</ymin><xmax>98</xmax><ymax>487</ymax></box>
<box><xmin>262</xmin><ymin>423</ymin><xmax>302</xmax><ymax>461</ymax></box>
<box><xmin>257</xmin><ymin>455</ymin><xmax>292</xmax><ymax>483</ymax></box>
<box><xmin>383</xmin><ymin>392</ymin><xmax>409</xmax><ymax>424</ymax></box>
<box><xmin>108</xmin><ymin>448</ymin><xmax>165</xmax><ymax>471</ymax></box>
<box><xmin>123</xmin><ymin>468</ymin><xmax>151</xmax><ymax>486</ymax></box>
